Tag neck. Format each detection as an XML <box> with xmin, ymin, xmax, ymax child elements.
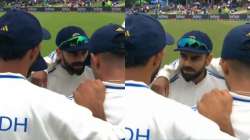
<box><xmin>126</xmin><ymin>67</ymin><xmax>151</xmax><ymax>85</ymax></box>
<box><xmin>228</xmin><ymin>78</ymin><xmax>250</xmax><ymax>96</ymax></box>
<box><xmin>192</xmin><ymin>70</ymin><xmax>206</xmax><ymax>84</ymax></box>
<box><xmin>0</xmin><ymin>60</ymin><xmax>28</xmax><ymax>77</ymax></box>
<box><xmin>100</xmin><ymin>68</ymin><xmax>125</xmax><ymax>84</ymax></box>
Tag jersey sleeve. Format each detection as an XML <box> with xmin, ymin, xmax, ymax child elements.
<box><xmin>207</xmin><ymin>57</ymin><xmax>224</xmax><ymax>77</ymax></box>
<box><xmin>43</xmin><ymin>51</ymin><xmax>58</xmax><ymax>73</ymax></box>
<box><xmin>156</xmin><ymin>59</ymin><xmax>180</xmax><ymax>80</ymax></box>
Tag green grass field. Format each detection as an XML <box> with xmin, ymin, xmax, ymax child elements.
<box><xmin>0</xmin><ymin>12</ymin><xmax>246</xmax><ymax>64</ymax></box>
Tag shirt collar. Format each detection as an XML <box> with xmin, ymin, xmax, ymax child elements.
<box><xmin>103</xmin><ymin>81</ymin><xmax>125</xmax><ymax>90</ymax></box>
<box><xmin>0</xmin><ymin>72</ymin><xmax>26</xmax><ymax>80</ymax></box>
<box><xmin>125</xmin><ymin>80</ymin><xmax>149</xmax><ymax>89</ymax></box>
<box><xmin>230</xmin><ymin>91</ymin><xmax>250</xmax><ymax>103</ymax></box>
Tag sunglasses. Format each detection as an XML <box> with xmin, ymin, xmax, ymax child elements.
<box><xmin>177</xmin><ymin>38</ymin><xmax>209</xmax><ymax>52</ymax></box>
<box><xmin>58</xmin><ymin>35</ymin><xmax>89</xmax><ymax>49</ymax></box>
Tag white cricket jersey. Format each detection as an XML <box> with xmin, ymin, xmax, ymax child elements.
<box><xmin>47</xmin><ymin>64</ymin><xmax>95</xmax><ymax>97</ymax></box>
<box><xmin>103</xmin><ymin>80</ymin><xmax>237</xmax><ymax>140</ymax></box>
<box><xmin>169</xmin><ymin>71</ymin><xmax>227</xmax><ymax>106</ymax></box>
<box><xmin>0</xmin><ymin>72</ymin><xmax>123</xmax><ymax>140</ymax></box>
<box><xmin>230</xmin><ymin>92</ymin><xmax>250</xmax><ymax>140</ymax></box>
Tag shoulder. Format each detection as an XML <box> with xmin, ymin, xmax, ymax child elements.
<box><xmin>207</xmin><ymin>70</ymin><xmax>224</xmax><ymax>80</ymax></box>
<box><xmin>30</xmin><ymin>83</ymin><xmax>92</xmax><ymax>115</ymax></box>
<box><xmin>48</xmin><ymin>64</ymin><xmax>66</xmax><ymax>78</ymax></box>
<box><xmin>81</xmin><ymin>66</ymin><xmax>95</xmax><ymax>80</ymax></box>
<box><xmin>207</xmin><ymin>70</ymin><xmax>226</xmax><ymax>82</ymax></box>
<box><xmin>48</xmin><ymin>63</ymin><xmax>60</xmax><ymax>74</ymax></box>
<box><xmin>169</xmin><ymin>74</ymin><xmax>179</xmax><ymax>83</ymax></box>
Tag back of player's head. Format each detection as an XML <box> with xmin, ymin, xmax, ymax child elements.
<box><xmin>88</xmin><ymin>23</ymin><xmax>125</xmax><ymax>79</ymax></box>
<box><xmin>125</xmin><ymin>13</ymin><xmax>174</xmax><ymax>68</ymax></box>
<box><xmin>221</xmin><ymin>24</ymin><xmax>250</xmax><ymax>74</ymax></box>
<box><xmin>88</xmin><ymin>23</ymin><xmax>126</xmax><ymax>58</ymax></box>
<box><xmin>0</xmin><ymin>9</ymin><xmax>49</xmax><ymax>70</ymax></box>
<box><xmin>221</xmin><ymin>23</ymin><xmax>250</xmax><ymax>68</ymax></box>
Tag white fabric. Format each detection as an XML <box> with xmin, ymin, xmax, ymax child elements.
<box><xmin>169</xmin><ymin>72</ymin><xmax>227</xmax><ymax>106</ymax></box>
<box><xmin>47</xmin><ymin>65</ymin><xmax>95</xmax><ymax>97</ymax></box>
<box><xmin>0</xmin><ymin>72</ymin><xmax>123</xmax><ymax>140</ymax></box>
<box><xmin>230</xmin><ymin>92</ymin><xmax>250</xmax><ymax>140</ymax></box>
<box><xmin>102</xmin><ymin>80</ymin><xmax>237</xmax><ymax>140</ymax></box>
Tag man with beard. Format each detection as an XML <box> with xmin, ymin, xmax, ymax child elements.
<box><xmin>123</xmin><ymin>13</ymin><xmax>236</xmax><ymax>139</ymax></box>
<box><xmin>197</xmin><ymin>23</ymin><xmax>250</xmax><ymax>139</ymax></box>
<box><xmin>0</xmin><ymin>9</ymin><xmax>123</xmax><ymax>140</ymax></box>
<box><xmin>152</xmin><ymin>31</ymin><xmax>227</xmax><ymax>106</ymax></box>
<box><xmin>75</xmin><ymin>14</ymin><xmax>236</xmax><ymax>139</ymax></box>
<box><xmin>47</xmin><ymin>26</ymin><xmax>94</xmax><ymax>96</ymax></box>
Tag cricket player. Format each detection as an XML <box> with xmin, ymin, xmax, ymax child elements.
<box><xmin>152</xmin><ymin>31</ymin><xmax>227</xmax><ymax>106</ymax></box>
<box><xmin>47</xmin><ymin>26</ymin><xmax>95</xmax><ymax>96</ymax></box>
<box><xmin>86</xmin><ymin>23</ymin><xmax>126</xmax><ymax>126</ymax></box>
<box><xmin>0</xmin><ymin>9</ymin><xmax>123</xmax><ymax>140</ymax></box>
<box><xmin>197</xmin><ymin>23</ymin><xmax>250</xmax><ymax>140</ymax></box>
<box><xmin>77</xmin><ymin>13</ymin><xmax>237</xmax><ymax>139</ymax></box>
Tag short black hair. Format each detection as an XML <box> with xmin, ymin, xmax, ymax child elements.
<box><xmin>0</xmin><ymin>35</ymin><xmax>29</xmax><ymax>61</ymax></box>
<box><xmin>125</xmin><ymin>55</ymin><xmax>151</xmax><ymax>68</ymax></box>
<box><xmin>225</xmin><ymin>58</ymin><xmax>250</xmax><ymax>79</ymax></box>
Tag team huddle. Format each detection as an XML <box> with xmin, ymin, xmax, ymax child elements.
<box><xmin>0</xmin><ymin>9</ymin><xmax>249</xmax><ymax>140</ymax></box>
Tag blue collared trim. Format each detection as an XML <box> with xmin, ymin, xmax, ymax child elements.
<box><xmin>191</xmin><ymin>106</ymin><xmax>197</xmax><ymax>111</ymax></box>
<box><xmin>67</xmin><ymin>95</ymin><xmax>74</xmax><ymax>100</ymax></box>
<box><xmin>125</xmin><ymin>83</ymin><xmax>149</xmax><ymax>88</ymax></box>
<box><xmin>233</xmin><ymin>96</ymin><xmax>250</xmax><ymax>103</ymax></box>
<box><xmin>0</xmin><ymin>75</ymin><xmax>24</xmax><ymax>79</ymax></box>
<box><xmin>207</xmin><ymin>70</ymin><xmax>224</xmax><ymax>80</ymax></box>
<box><xmin>170</xmin><ymin>74</ymin><xmax>179</xmax><ymax>83</ymax></box>
<box><xmin>105</xmin><ymin>85</ymin><xmax>125</xmax><ymax>90</ymax></box>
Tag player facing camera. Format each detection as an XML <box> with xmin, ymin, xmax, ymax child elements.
<box><xmin>55</xmin><ymin>26</ymin><xmax>89</xmax><ymax>75</ymax></box>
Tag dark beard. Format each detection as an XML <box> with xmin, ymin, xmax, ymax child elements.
<box><xmin>181</xmin><ymin>68</ymin><xmax>206</xmax><ymax>82</ymax></box>
<box><xmin>61</xmin><ymin>56</ymin><xmax>85</xmax><ymax>76</ymax></box>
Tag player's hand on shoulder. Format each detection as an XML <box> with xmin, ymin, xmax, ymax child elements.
<box><xmin>30</xmin><ymin>71</ymin><xmax>48</xmax><ymax>88</ymax></box>
<box><xmin>73</xmin><ymin>79</ymin><xmax>106</xmax><ymax>120</ymax></box>
<box><xmin>151</xmin><ymin>76</ymin><xmax>169</xmax><ymax>97</ymax></box>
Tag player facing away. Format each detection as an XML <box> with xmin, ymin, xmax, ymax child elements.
<box><xmin>0</xmin><ymin>9</ymin><xmax>124</xmax><ymax>140</ymax></box>
<box><xmin>75</xmin><ymin>13</ymin><xmax>238</xmax><ymax>140</ymax></box>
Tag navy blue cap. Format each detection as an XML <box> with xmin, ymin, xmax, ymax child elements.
<box><xmin>56</xmin><ymin>26</ymin><xmax>89</xmax><ymax>52</ymax></box>
<box><xmin>88</xmin><ymin>24</ymin><xmax>125</xmax><ymax>54</ymax></box>
<box><xmin>174</xmin><ymin>31</ymin><xmax>213</xmax><ymax>54</ymax></box>
<box><xmin>0</xmin><ymin>9</ymin><xmax>50</xmax><ymax>71</ymax></box>
<box><xmin>42</xmin><ymin>28</ymin><xmax>51</xmax><ymax>40</ymax></box>
<box><xmin>125</xmin><ymin>13</ymin><xmax>174</xmax><ymax>59</ymax></box>
<box><xmin>0</xmin><ymin>9</ymin><xmax>49</xmax><ymax>49</ymax></box>
<box><xmin>221</xmin><ymin>24</ymin><xmax>250</xmax><ymax>62</ymax></box>
<box><xmin>30</xmin><ymin>53</ymin><xmax>48</xmax><ymax>71</ymax></box>
<box><xmin>30</xmin><ymin>28</ymin><xmax>51</xmax><ymax>71</ymax></box>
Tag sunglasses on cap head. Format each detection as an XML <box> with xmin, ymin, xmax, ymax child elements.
<box><xmin>177</xmin><ymin>37</ymin><xmax>209</xmax><ymax>52</ymax></box>
<box><xmin>58</xmin><ymin>35</ymin><xmax>89</xmax><ymax>49</ymax></box>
